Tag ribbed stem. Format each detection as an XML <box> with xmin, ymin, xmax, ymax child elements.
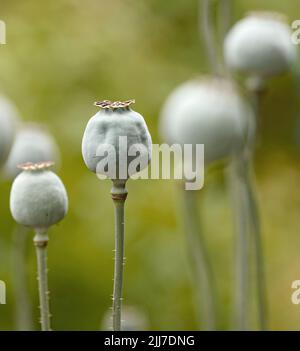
<box><xmin>111</xmin><ymin>182</ymin><xmax>128</xmax><ymax>331</ymax></box>
<box><xmin>181</xmin><ymin>186</ymin><xmax>216</xmax><ymax>330</ymax></box>
<box><xmin>12</xmin><ymin>225</ymin><xmax>33</xmax><ymax>331</ymax></box>
<box><xmin>200</xmin><ymin>0</ymin><xmax>221</xmax><ymax>75</ymax></box>
<box><xmin>33</xmin><ymin>230</ymin><xmax>51</xmax><ymax>331</ymax></box>
<box><xmin>228</xmin><ymin>157</ymin><xmax>250</xmax><ymax>330</ymax></box>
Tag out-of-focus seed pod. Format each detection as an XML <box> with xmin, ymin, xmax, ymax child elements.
<box><xmin>224</xmin><ymin>12</ymin><xmax>297</xmax><ymax>77</ymax></box>
<box><xmin>4</xmin><ymin>124</ymin><xmax>60</xmax><ymax>178</ymax></box>
<box><xmin>10</xmin><ymin>161</ymin><xmax>68</xmax><ymax>230</ymax></box>
<box><xmin>0</xmin><ymin>95</ymin><xmax>20</xmax><ymax>167</ymax></box>
<box><xmin>160</xmin><ymin>77</ymin><xmax>254</xmax><ymax>165</ymax></box>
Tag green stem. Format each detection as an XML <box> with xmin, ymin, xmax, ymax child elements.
<box><xmin>33</xmin><ymin>229</ymin><xmax>51</xmax><ymax>331</ymax></box>
<box><xmin>245</xmin><ymin>75</ymin><xmax>266</xmax><ymax>148</ymax></box>
<box><xmin>229</xmin><ymin>155</ymin><xmax>268</xmax><ymax>330</ymax></box>
<box><xmin>243</xmin><ymin>162</ymin><xmax>267</xmax><ymax>330</ymax></box>
<box><xmin>228</xmin><ymin>156</ymin><xmax>250</xmax><ymax>330</ymax></box>
<box><xmin>111</xmin><ymin>182</ymin><xmax>128</xmax><ymax>331</ymax></box>
<box><xmin>181</xmin><ymin>186</ymin><xmax>216</xmax><ymax>330</ymax></box>
<box><xmin>217</xmin><ymin>0</ymin><xmax>232</xmax><ymax>76</ymax></box>
<box><xmin>200</xmin><ymin>0</ymin><xmax>221</xmax><ymax>75</ymax></box>
<box><xmin>218</xmin><ymin>0</ymin><xmax>232</xmax><ymax>38</ymax></box>
<box><xmin>245</xmin><ymin>76</ymin><xmax>268</xmax><ymax>330</ymax></box>
<box><xmin>12</xmin><ymin>225</ymin><xmax>33</xmax><ymax>331</ymax></box>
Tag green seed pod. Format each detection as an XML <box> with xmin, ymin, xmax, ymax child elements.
<box><xmin>0</xmin><ymin>95</ymin><xmax>20</xmax><ymax>167</ymax></box>
<box><xmin>10</xmin><ymin>162</ymin><xmax>68</xmax><ymax>230</ymax></box>
<box><xmin>82</xmin><ymin>100</ymin><xmax>152</xmax><ymax>183</ymax></box>
<box><xmin>160</xmin><ymin>77</ymin><xmax>254</xmax><ymax>165</ymax></box>
<box><xmin>224</xmin><ymin>12</ymin><xmax>297</xmax><ymax>77</ymax></box>
<box><xmin>4</xmin><ymin>124</ymin><xmax>60</xmax><ymax>178</ymax></box>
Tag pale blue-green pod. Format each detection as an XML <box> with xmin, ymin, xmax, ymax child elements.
<box><xmin>159</xmin><ymin>77</ymin><xmax>255</xmax><ymax>165</ymax></box>
<box><xmin>82</xmin><ymin>100</ymin><xmax>152</xmax><ymax>183</ymax></box>
<box><xmin>4</xmin><ymin>124</ymin><xmax>60</xmax><ymax>179</ymax></box>
<box><xmin>10</xmin><ymin>162</ymin><xmax>68</xmax><ymax>230</ymax></box>
<box><xmin>0</xmin><ymin>95</ymin><xmax>20</xmax><ymax>167</ymax></box>
<box><xmin>224</xmin><ymin>12</ymin><xmax>297</xmax><ymax>77</ymax></box>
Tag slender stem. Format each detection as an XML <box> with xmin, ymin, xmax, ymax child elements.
<box><xmin>200</xmin><ymin>0</ymin><xmax>221</xmax><ymax>75</ymax></box>
<box><xmin>246</xmin><ymin>76</ymin><xmax>268</xmax><ymax>330</ymax></box>
<box><xmin>218</xmin><ymin>0</ymin><xmax>232</xmax><ymax>39</ymax></box>
<box><xmin>33</xmin><ymin>229</ymin><xmax>51</xmax><ymax>331</ymax></box>
<box><xmin>228</xmin><ymin>156</ymin><xmax>250</xmax><ymax>330</ymax></box>
<box><xmin>243</xmin><ymin>162</ymin><xmax>267</xmax><ymax>330</ymax></box>
<box><xmin>12</xmin><ymin>224</ymin><xmax>33</xmax><ymax>331</ymax></box>
<box><xmin>181</xmin><ymin>186</ymin><xmax>216</xmax><ymax>330</ymax></box>
<box><xmin>246</xmin><ymin>76</ymin><xmax>266</xmax><ymax>142</ymax></box>
<box><xmin>229</xmin><ymin>154</ymin><xmax>268</xmax><ymax>330</ymax></box>
<box><xmin>111</xmin><ymin>182</ymin><xmax>128</xmax><ymax>331</ymax></box>
<box><xmin>218</xmin><ymin>0</ymin><xmax>232</xmax><ymax>76</ymax></box>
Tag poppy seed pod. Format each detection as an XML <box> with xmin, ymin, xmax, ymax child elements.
<box><xmin>82</xmin><ymin>100</ymin><xmax>152</xmax><ymax>331</ymax></box>
<box><xmin>159</xmin><ymin>77</ymin><xmax>254</xmax><ymax>165</ymax></box>
<box><xmin>0</xmin><ymin>95</ymin><xmax>19</xmax><ymax>167</ymax></box>
<box><xmin>4</xmin><ymin>124</ymin><xmax>60</xmax><ymax>178</ymax></box>
<box><xmin>82</xmin><ymin>100</ymin><xmax>152</xmax><ymax>183</ymax></box>
<box><xmin>10</xmin><ymin>162</ymin><xmax>68</xmax><ymax>229</ymax></box>
<box><xmin>224</xmin><ymin>12</ymin><xmax>297</xmax><ymax>77</ymax></box>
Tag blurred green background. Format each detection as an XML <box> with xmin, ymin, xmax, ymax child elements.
<box><xmin>0</xmin><ymin>0</ymin><xmax>300</xmax><ymax>330</ymax></box>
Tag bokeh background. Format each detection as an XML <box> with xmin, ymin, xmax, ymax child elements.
<box><xmin>0</xmin><ymin>0</ymin><xmax>300</xmax><ymax>330</ymax></box>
